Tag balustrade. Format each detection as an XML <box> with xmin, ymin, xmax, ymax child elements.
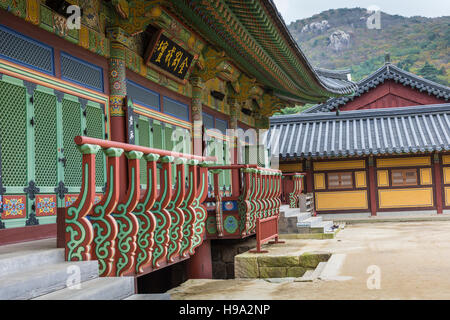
<box><xmin>64</xmin><ymin>136</ymin><xmax>213</xmax><ymax>277</ymax></box>
<box><xmin>204</xmin><ymin>165</ymin><xmax>282</xmax><ymax>239</ymax></box>
<box><xmin>283</xmin><ymin>173</ymin><xmax>305</xmax><ymax>208</ymax></box>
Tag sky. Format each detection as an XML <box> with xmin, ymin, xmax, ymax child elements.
<box><xmin>273</xmin><ymin>0</ymin><xmax>450</xmax><ymax>24</ymax></box>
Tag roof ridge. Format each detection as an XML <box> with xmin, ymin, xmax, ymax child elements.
<box><xmin>303</xmin><ymin>63</ymin><xmax>450</xmax><ymax>113</ymax></box>
<box><xmin>270</xmin><ymin>103</ymin><xmax>450</xmax><ymax>123</ymax></box>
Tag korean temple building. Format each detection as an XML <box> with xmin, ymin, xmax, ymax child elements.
<box><xmin>0</xmin><ymin>0</ymin><xmax>359</xmax><ymax>297</ymax></box>
<box><xmin>271</xmin><ymin>57</ymin><xmax>450</xmax><ymax>215</ymax></box>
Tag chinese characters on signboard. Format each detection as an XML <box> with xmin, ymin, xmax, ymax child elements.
<box><xmin>147</xmin><ymin>34</ymin><xmax>194</xmax><ymax>80</ymax></box>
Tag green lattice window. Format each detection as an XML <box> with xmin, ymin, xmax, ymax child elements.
<box><xmin>34</xmin><ymin>90</ymin><xmax>58</xmax><ymax>187</ymax></box>
<box><xmin>62</xmin><ymin>98</ymin><xmax>82</xmax><ymax>188</ymax></box>
<box><xmin>152</xmin><ymin>121</ymin><xmax>162</xmax><ymax>150</ymax></box>
<box><xmin>86</xmin><ymin>104</ymin><xmax>105</xmax><ymax>187</ymax></box>
<box><xmin>137</xmin><ymin>117</ymin><xmax>150</xmax><ymax>186</ymax></box>
<box><xmin>0</xmin><ymin>80</ymin><xmax>28</xmax><ymax>187</ymax></box>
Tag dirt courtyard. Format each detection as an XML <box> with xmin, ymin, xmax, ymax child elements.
<box><xmin>169</xmin><ymin>221</ymin><xmax>450</xmax><ymax>300</ymax></box>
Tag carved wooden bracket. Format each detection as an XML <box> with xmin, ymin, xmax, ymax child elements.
<box><xmin>110</xmin><ymin>0</ymin><xmax>165</xmax><ymax>36</ymax></box>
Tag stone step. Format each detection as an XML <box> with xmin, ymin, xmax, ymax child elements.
<box><xmin>295</xmin><ymin>212</ymin><xmax>313</xmax><ymax>222</ymax></box>
<box><xmin>0</xmin><ymin>260</ymin><xmax>99</xmax><ymax>300</ymax></box>
<box><xmin>294</xmin><ymin>262</ymin><xmax>327</xmax><ymax>282</ymax></box>
<box><xmin>34</xmin><ymin>277</ymin><xmax>135</xmax><ymax>300</ymax></box>
<box><xmin>297</xmin><ymin>220</ymin><xmax>334</xmax><ymax>234</ymax></box>
<box><xmin>311</xmin><ymin>262</ymin><xmax>328</xmax><ymax>279</ymax></box>
<box><xmin>297</xmin><ymin>216</ymin><xmax>323</xmax><ymax>227</ymax></box>
<box><xmin>294</xmin><ymin>270</ymin><xmax>314</xmax><ymax>282</ymax></box>
<box><xmin>281</xmin><ymin>208</ymin><xmax>302</xmax><ymax>217</ymax></box>
<box><xmin>124</xmin><ymin>293</ymin><xmax>171</xmax><ymax>300</ymax></box>
<box><xmin>0</xmin><ymin>239</ymin><xmax>63</xmax><ymax>277</ymax></box>
<box><xmin>319</xmin><ymin>253</ymin><xmax>348</xmax><ymax>281</ymax></box>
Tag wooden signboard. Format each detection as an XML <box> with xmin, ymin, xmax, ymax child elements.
<box><xmin>145</xmin><ymin>33</ymin><xmax>194</xmax><ymax>81</ymax></box>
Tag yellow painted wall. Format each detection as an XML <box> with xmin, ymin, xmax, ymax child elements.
<box><xmin>445</xmin><ymin>187</ymin><xmax>450</xmax><ymax>206</ymax></box>
<box><xmin>444</xmin><ymin>167</ymin><xmax>450</xmax><ymax>184</ymax></box>
<box><xmin>315</xmin><ymin>191</ymin><xmax>368</xmax><ymax>211</ymax></box>
<box><xmin>378</xmin><ymin>188</ymin><xmax>434</xmax><ymax>208</ymax></box>
<box><xmin>314</xmin><ymin>173</ymin><xmax>326</xmax><ymax>190</ymax></box>
<box><xmin>355</xmin><ymin>171</ymin><xmax>367</xmax><ymax>188</ymax></box>
<box><xmin>377</xmin><ymin>157</ymin><xmax>431</xmax><ymax>168</ymax></box>
<box><xmin>420</xmin><ymin>168</ymin><xmax>432</xmax><ymax>185</ymax></box>
<box><xmin>280</xmin><ymin>163</ymin><xmax>303</xmax><ymax>172</ymax></box>
<box><xmin>313</xmin><ymin>160</ymin><xmax>365</xmax><ymax>171</ymax></box>
<box><xmin>377</xmin><ymin>170</ymin><xmax>389</xmax><ymax>187</ymax></box>
<box><xmin>443</xmin><ymin>155</ymin><xmax>450</xmax><ymax>165</ymax></box>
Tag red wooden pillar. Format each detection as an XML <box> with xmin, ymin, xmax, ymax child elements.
<box><xmin>305</xmin><ymin>160</ymin><xmax>313</xmax><ymax>193</ymax></box>
<box><xmin>186</xmin><ymin>239</ymin><xmax>212</xmax><ymax>279</ymax></box>
<box><xmin>368</xmin><ymin>156</ymin><xmax>377</xmax><ymax>217</ymax></box>
<box><xmin>107</xmin><ymin>35</ymin><xmax>129</xmax><ymax>200</ymax></box>
<box><xmin>434</xmin><ymin>153</ymin><xmax>443</xmax><ymax>214</ymax></box>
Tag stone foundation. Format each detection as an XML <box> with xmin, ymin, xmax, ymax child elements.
<box><xmin>235</xmin><ymin>251</ymin><xmax>331</xmax><ymax>279</ymax></box>
<box><xmin>211</xmin><ymin>237</ymin><xmax>257</xmax><ymax>279</ymax></box>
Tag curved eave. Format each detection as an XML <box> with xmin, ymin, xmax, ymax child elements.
<box><xmin>167</xmin><ymin>0</ymin><xmax>356</xmax><ymax>103</ymax></box>
<box><xmin>262</xmin><ymin>0</ymin><xmax>356</xmax><ymax>95</ymax></box>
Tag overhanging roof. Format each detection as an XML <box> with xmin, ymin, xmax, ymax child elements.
<box><xmin>305</xmin><ymin>63</ymin><xmax>450</xmax><ymax>113</ymax></box>
<box><xmin>167</xmin><ymin>0</ymin><xmax>356</xmax><ymax>104</ymax></box>
<box><xmin>269</xmin><ymin>103</ymin><xmax>450</xmax><ymax>159</ymax></box>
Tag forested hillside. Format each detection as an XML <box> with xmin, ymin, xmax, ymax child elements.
<box><xmin>288</xmin><ymin>8</ymin><xmax>449</xmax><ymax>86</ymax></box>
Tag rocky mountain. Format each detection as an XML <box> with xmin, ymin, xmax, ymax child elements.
<box><xmin>288</xmin><ymin>8</ymin><xmax>449</xmax><ymax>85</ymax></box>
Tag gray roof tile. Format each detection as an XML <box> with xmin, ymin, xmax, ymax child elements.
<box><xmin>269</xmin><ymin>104</ymin><xmax>450</xmax><ymax>159</ymax></box>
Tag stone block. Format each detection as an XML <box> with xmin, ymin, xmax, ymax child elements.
<box><xmin>287</xmin><ymin>266</ymin><xmax>308</xmax><ymax>277</ymax></box>
<box><xmin>258</xmin><ymin>255</ymin><xmax>299</xmax><ymax>267</ymax></box>
<box><xmin>234</xmin><ymin>255</ymin><xmax>259</xmax><ymax>278</ymax></box>
<box><xmin>259</xmin><ymin>267</ymin><xmax>287</xmax><ymax>278</ymax></box>
<box><xmin>298</xmin><ymin>252</ymin><xmax>331</xmax><ymax>268</ymax></box>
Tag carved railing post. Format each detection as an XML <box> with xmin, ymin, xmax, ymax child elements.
<box><xmin>262</xmin><ymin>172</ymin><xmax>269</xmax><ymax>218</ymax></box>
<box><xmin>210</xmin><ymin>169</ymin><xmax>223</xmax><ymax>237</ymax></box>
<box><xmin>180</xmin><ymin>160</ymin><xmax>199</xmax><ymax>258</ymax></box>
<box><xmin>255</xmin><ymin>169</ymin><xmax>264</xmax><ymax>221</ymax></box>
<box><xmin>65</xmin><ymin>144</ymin><xmax>100</xmax><ymax>261</ymax></box>
<box><xmin>190</xmin><ymin>163</ymin><xmax>209</xmax><ymax>254</ymax></box>
<box><xmin>239</xmin><ymin>168</ymin><xmax>252</xmax><ymax>236</ymax></box>
<box><xmin>134</xmin><ymin>153</ymin><xmax>159</xmax><ymax>274</ymax></box>
<box><xmin>152</xmin><ymin>156</ymin><xmax>174</xmax><ymax>268</ymax></box>
<box><xmin>267</xmin><ymin>172</ymin><xmax>275</xmax><ymax>217</ymax></box>
<box><xmin>275</xmin><ymin>173</ymin><xmax>282</xmax><ymax>215</ymax></box>
<box><xmin>167</xmin><ymin>158</ymin><xmax>188</xmax><ymax>263</ymax></box>
<box><xmin>249</xmin><ymin>168</ymin><xmax>258</xmax><ymax>234</ymax></box>
<box><xmin>90</xmin><ymin>147</ymin><xmax>123</xmax><ymax>276</ymax></box>
<box><xmin>112</xmin><ymin>151</ymin><xmax>143</xmax><ymax>276</ymax></box>
<box><xmin>289</xmin><ymin>175</ymin><xmax>302</xmax><ymax>208</ymax></box>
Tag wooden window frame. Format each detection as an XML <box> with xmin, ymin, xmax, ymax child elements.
<box><xmin>327</xmin><ymin>172</ymin><xmax>353</xmax><ymax>190</ymax></box>
<box><xmin>391</xmin><ymin>169</ymin><xmax>418</xmax><ymax>187</ymax></box>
